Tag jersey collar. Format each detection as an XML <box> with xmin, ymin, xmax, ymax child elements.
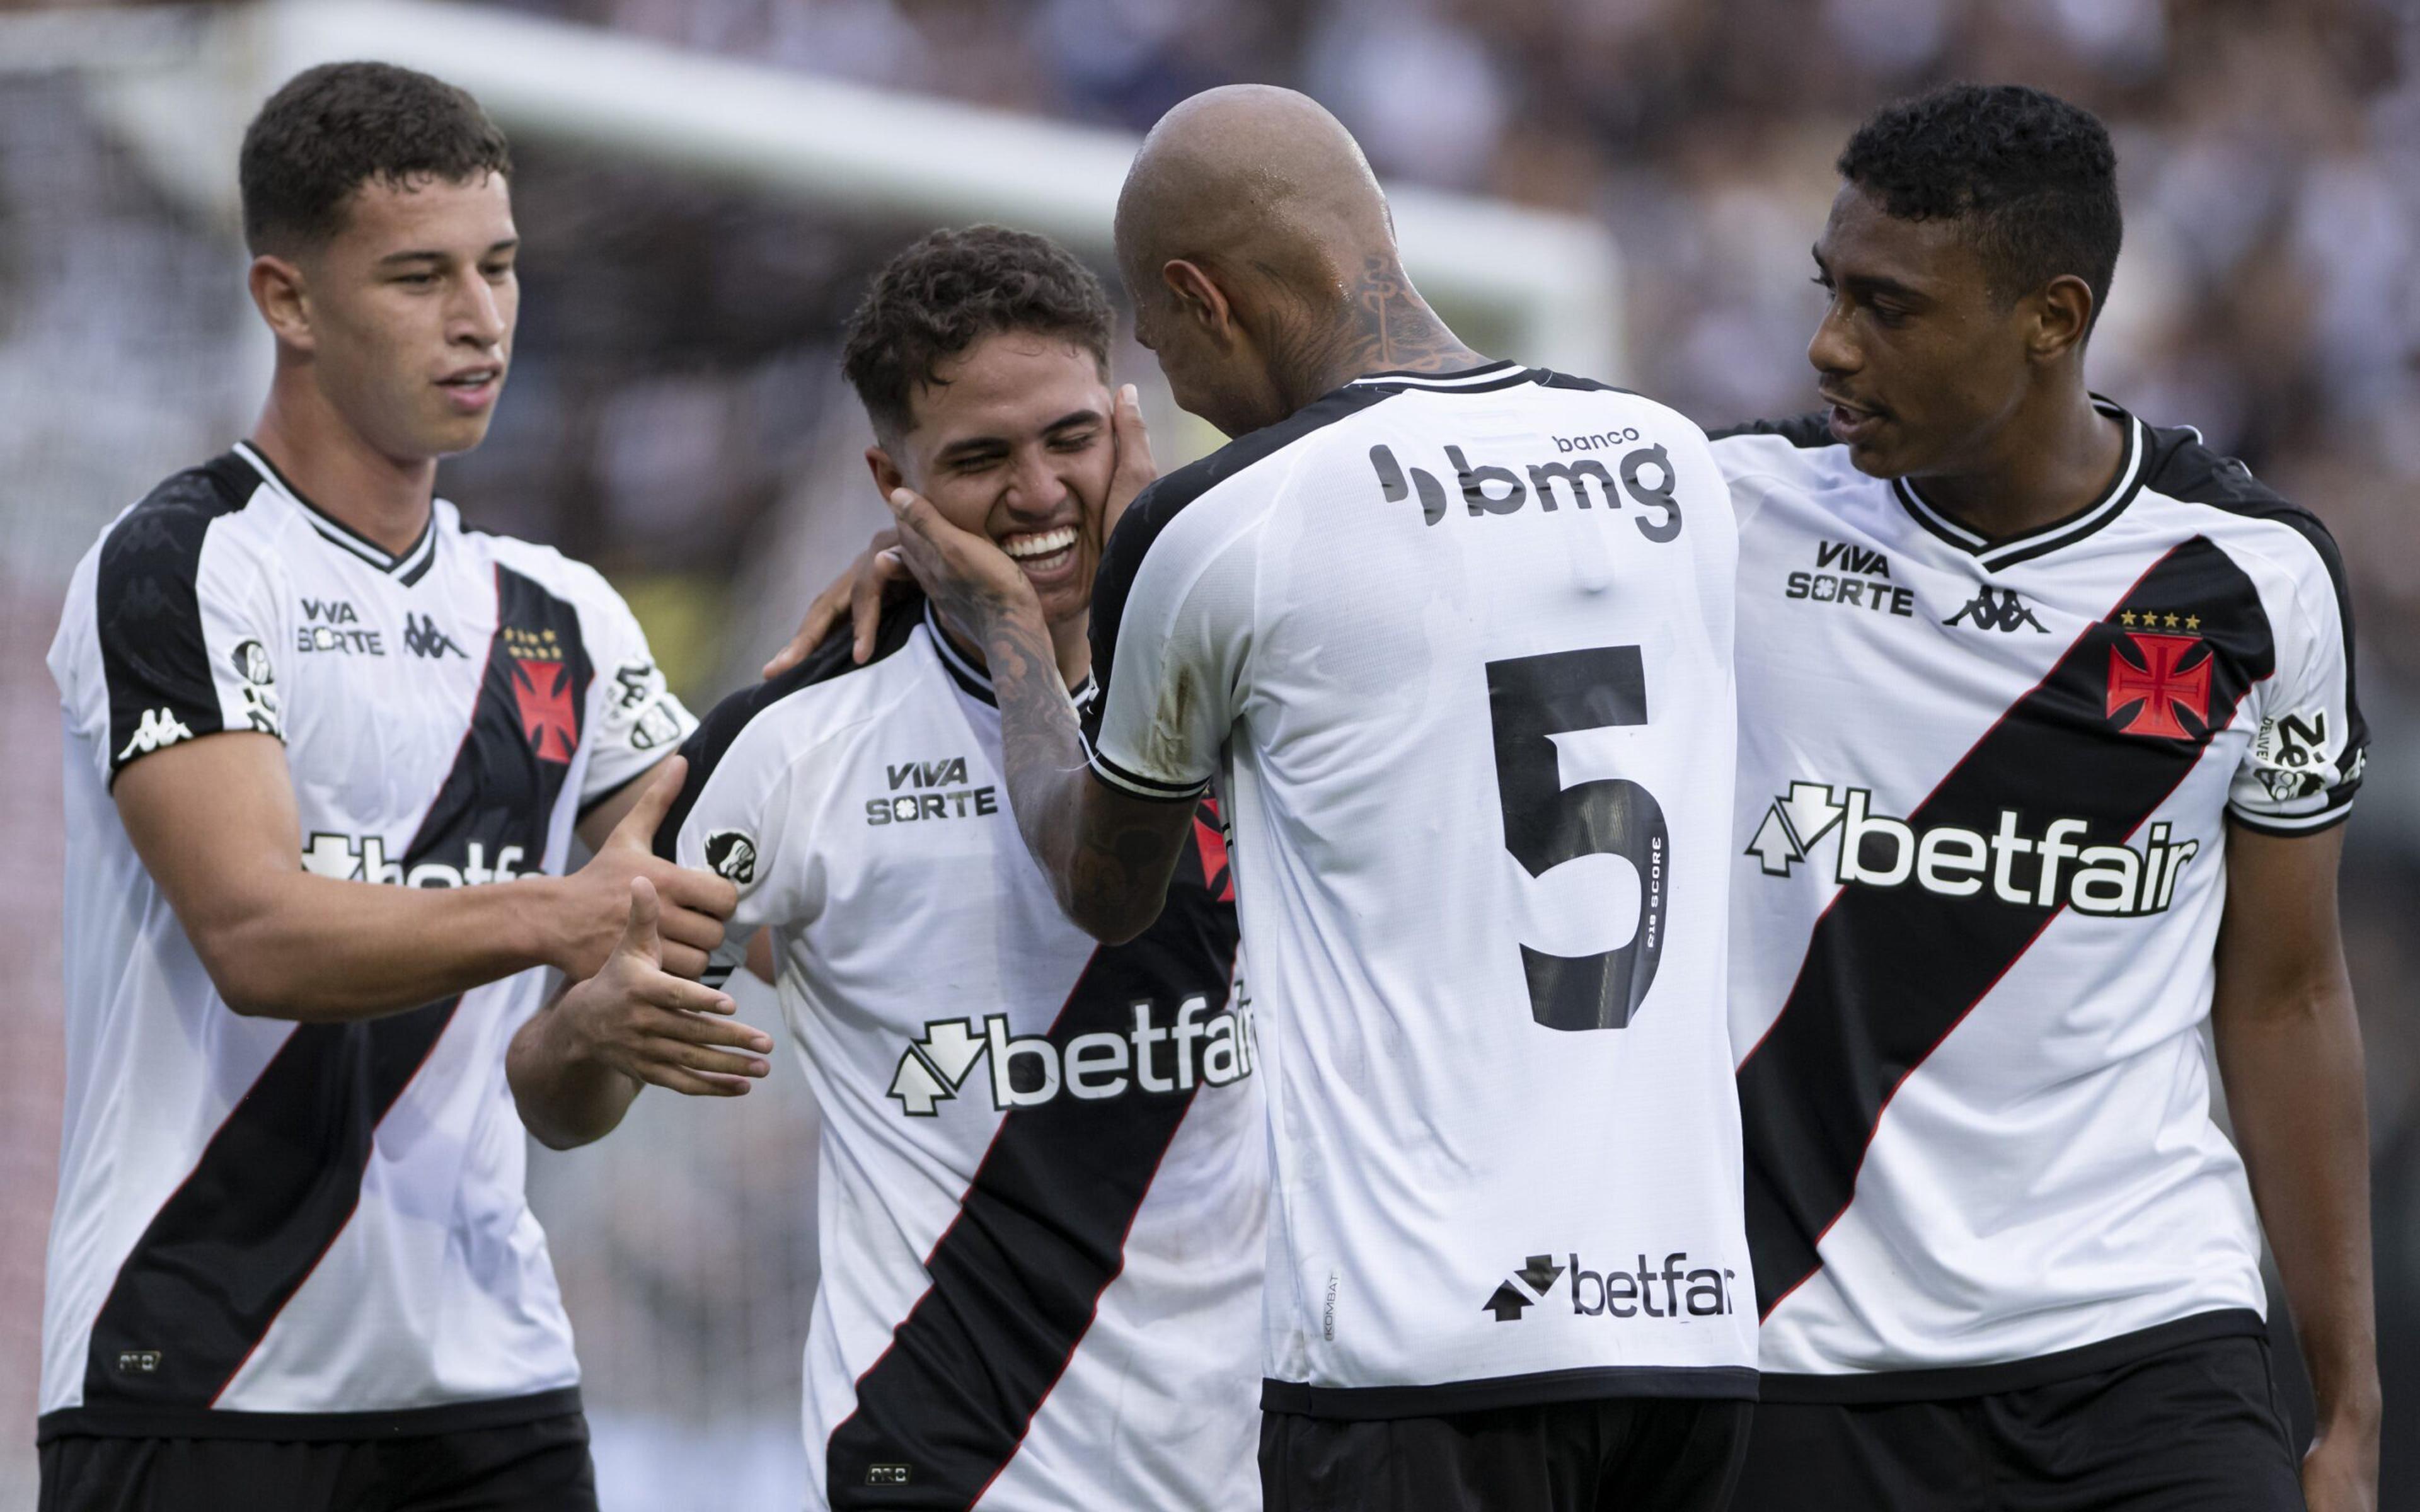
<box><xmin>1889</xmin><ymin>398</ymin><xmax>2146</xmax><ymax>572</ymax></box>
<box><xmin>234</xmin><ymin>441</ymin><xmax>442</xmax><ymax>586</ymax></box>
<box><xmin>923</xmin><ymin>600</ymin><xmax>1098</xmax><ymax>712</ymax></box>
<box><xmin>1347</xmin><ymin>358</ymin><xmax>1537</xmax><ymax>395</ymax></box>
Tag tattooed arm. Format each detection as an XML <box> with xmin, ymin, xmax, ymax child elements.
<box><xmin>881</xmin><ymin>485</ymin><xmax>1194</xmax><ymax>943</ymax></box>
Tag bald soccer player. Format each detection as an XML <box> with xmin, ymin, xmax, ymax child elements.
<box><xmin>879</xmin><ymin>87</ymin><xmax>1757</xmax><ymax>1512</ymax></box>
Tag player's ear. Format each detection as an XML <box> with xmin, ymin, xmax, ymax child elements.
<box><xmin>2028</xmin><ymin>273</ymin><xmax>2095</xmax><ymax>364</ymax></box>
<box><xmin>865</xmin><ymin>445</ymin><xmax>907</xmax><ymax>502</ymax></box>
<box><xmin>248</xmin><ymin>253</ymin><xmax>315</xmax><ymax>353</ymax></box>
<box><xmin>1162</xmin><ymin>259</ymin><xmax>1234</xmax><ymax>345</ymax></box>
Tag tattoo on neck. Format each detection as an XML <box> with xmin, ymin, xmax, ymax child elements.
<box><xmin>1350</xmin><ymin>255</ymin><xmax>1482</xmax><ymax>373</ymax></box>
<box><xmin>1270</xmin><ymin>254</ymin><xmax>1490</xmax><ymax>408</ymax></box>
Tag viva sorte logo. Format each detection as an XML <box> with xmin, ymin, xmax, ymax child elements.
<box><xmin>888</xmin><ymin>997</ymin><xmax>1253</xmax><ymax>1116</ymax></box>
<box><xmin>1482</xmin><ymin>1251</ymin><xmax>1737</xmax><ymax>1322</ymax></box>
<box><xmin>1747</xmin><ymin>781</ymin><xmax>2199</xmax><ymax>917</ymax></box>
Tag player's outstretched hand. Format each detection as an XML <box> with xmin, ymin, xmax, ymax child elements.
<box><xmin>555</xmin><ymin>878</ymin><xmax>772</xmax><ymax>1098</ymax></box>
<box><xmin>883</xmin><ymin>486</ymin><xmax>1039</xmax><ymax>631</ymax></box>
<box><xmin>1103</xmin><ymin>382</ymin><xmax>1157</xmax><ymax>544</ymax></box>
<box><xmin>560</xmin><ymin>757</ymin><xmax>739</xmax><ymax>980</ymax></box>
<box><xmin>762</xmin><ymin>528</ymin><xmax>913</xmax><ymax>680</ymax></box>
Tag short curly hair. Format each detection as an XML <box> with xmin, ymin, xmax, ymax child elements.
<box><xmin>842</xmin><ymin>226</ymin><xmax>1114</xmax><ymax>442</ymax></box>
<box><xmin>1838</xmin><ymin>83</ymin><xmax>2121</xmax><ymax>331</ymax></box>
<box><xmin>240</xmin><ymin>62</ymin><xmax>512</xmax><ymax>255</ymax></box>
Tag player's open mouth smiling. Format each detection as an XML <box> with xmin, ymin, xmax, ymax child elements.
<box><xmin>1000</xmin><ymin>525</ymin><xmax>1079</xmax><ymax>582</ymax></box>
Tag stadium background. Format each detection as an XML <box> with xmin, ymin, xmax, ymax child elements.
<box><xmin>0</xmin><ymin>0</ymin><xmax>2414</xmax><ymax>1504</ymax></box>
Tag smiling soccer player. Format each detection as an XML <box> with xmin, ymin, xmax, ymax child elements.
<box><xmin>510</xmin><ymin>226</ymin><xmax>1265</xmax><ymax>1512</ymax></box>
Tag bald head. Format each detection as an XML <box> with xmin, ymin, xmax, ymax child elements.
<box><xmin>1116</xmin><ymin>85</ymin><xmax>1396</xmax><ymax>321</ymax></box>
<box><xmin>1115</xmin><ymin>85</ymin><xmax>1480</xmax><ymax>437</ymax></box>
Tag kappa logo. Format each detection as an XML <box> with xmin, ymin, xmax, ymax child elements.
<box><xmin>1747</xmin><ymin>780</ymin><xmax>2200</xmax><ymax>917</ymax></box>
<box><xmin>1943</xmin><ymin>585</ymin><xmax>2047</xmax><ymax>634</ymax></box>
<box><xmin>117</xmin><ymin>707</ymin><xmax>193</xmax><ymax>761</ymax></box>
<box><xmin>887</xmin><ymin>997</ymin><xmax>1254</xmax><ymax>1117</ymax></box>
<box><xmin>2106</xmin><ymin>629</ymin><xmax>2213</xmax><ymax>739</ymax></box>
<box><xmin>703</xmin><ymin>829</ymin><xmax>756</xmax><ymax>885</ymax></box>
<box><xmin>402</xmin><ymin>612</ymin><xmax>466</xmax><ymax>660</ymax></box>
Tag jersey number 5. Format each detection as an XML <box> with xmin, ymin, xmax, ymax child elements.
<box><xmin>1487</xmin><ymin>646</ymin><xmax>1668</xmax><ymax>1031</ymax></box>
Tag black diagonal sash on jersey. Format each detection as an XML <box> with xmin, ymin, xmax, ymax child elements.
<box><xmin>1738</xmin><ymin>537</ymin><xmax>2274</xmax><ymax>1319</ymax></box>
<box><xmin>824</xmin><ymin>820</ymin><xmax>1240</xmax><ymax>1509</ymax></box>
<box><xmin>83</xmin><ymin>566</ymin><xmax>592</xmax><ymax>1413</ymax></box>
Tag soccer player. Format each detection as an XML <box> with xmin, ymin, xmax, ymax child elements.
<box><xmin>879</xmin><ymin>89</ymin><xmax>1757</xmax><ymax>1511</ymax></box>
<box><xmin>40</xmin><ymin>64</ymin><xmax>746</xmax><ymax>1511</ymax></box>
<box><xmin>509</xmin><ymin>226</ymin><xmax>1266</xmax><ymax>1511</ymax></box>
<box><xmin>1714</xmin><ymin>85</ymin><xmax>2379</xmax><ymax>1511</ymax></box>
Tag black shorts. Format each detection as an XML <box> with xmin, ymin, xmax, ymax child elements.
<box><xmin>1730</xmin><ymin>1329</ymin><xmax>2304</xmax><ymax>1512</ymax></box>
<box><xmin>37</xmin><ymin>1411</ymin><xmax>598</xmax><ymax>1512</ymax></box>
<box><xmin>1260</xmin><ymin>1397</ymin><xmax>1752</xmax><ymax>1512</ymax></box>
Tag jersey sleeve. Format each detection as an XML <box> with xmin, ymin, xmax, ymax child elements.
<box><xmin>87</xmin><ymin>494</ymin><xmax>285</xmax><ymax>786</ymax></box>
<box><xmin>577</xmin><ymin>578</ymin><xmax>699</xmax><ymax>815</ymax></box>
<box><xmin>1085</xmin><ymin>483</ymin><xmax>1253</xmax><ymax>803</ymax></box>
<box><xmin>651</xmin><ymin>686</ymin><xmax>822</xmax><ymax>988</ymax></box>
<box><xmin>2228</xmin><ymin>527</ymin><xmax>2368</xmax><ymax>835</ymax></box>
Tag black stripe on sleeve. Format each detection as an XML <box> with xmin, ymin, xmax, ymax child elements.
<box><xmin>96</xmin><ymin>454</ymin><xmax>260</xmax><ymax>778</ymax></box>
<box><xmin>79</xmin><ymin>565</ymin><xmax>594</xmax><ymax>1429</ymax></box>
<box><xmin>823</xmin><ymin>816</ymin><xmax>1241</xmax><ymax>1508</ymax></box>
<box><xmin>1737</xmin><ymin>536</ymin><xmax>2276</xmax><ymax>1320</ymax></box>
<box><xmin>1090</xmin><ymin>383</ymin><xmax>1398</xmax><ymax>702</ymax></box>
<box><xmin>2138</xmin><ymin>420</ymin><xmax>2368</xmax><ymax>816</ymax></box>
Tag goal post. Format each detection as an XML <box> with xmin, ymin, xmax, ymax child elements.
<box><xmin>0</xmin><ymin>0</ymin><xmax>1624</xmax><ymax>383</ymax></box>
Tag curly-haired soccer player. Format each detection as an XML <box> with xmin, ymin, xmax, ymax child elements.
<box><xmin>511</xmin><ymin>226</ymin><xmax>1266</xmax><ymax>1512</ymax></box>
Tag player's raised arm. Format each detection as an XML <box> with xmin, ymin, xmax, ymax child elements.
<box><xmin>882</xmin><ymin>483</ymin><xmax>1194</xmax><ymax>943</ymax></box>
<box><xmin>2211</xmin><ymin>825</ymin><xmax>2380</xmax><ymax>1511</ymax></box>
<box><xmin>116</xmin><ymin>733</ymin><xmax>736</xmax><ymax>1022</ymax></box>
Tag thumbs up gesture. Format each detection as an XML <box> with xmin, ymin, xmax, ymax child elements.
<box><xmin>551</xmin><ymin>876</ymin><xmax>774</xmax><ymax>1099</ymax></box>
<box><xmin>557</xmin><ymin>756</ymin><xmax>739</xmax><ymax>981</ymax></box>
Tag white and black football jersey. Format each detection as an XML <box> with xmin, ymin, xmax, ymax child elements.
<box><xmin>1715</xmin><ymin>401</ymin><xmax>2367</xmax><ymax>1399</ymax></box>
<box><xmin>42</xmin><ymin>443</ymin><xmax>693</xmax><ymax>1438</ymax></box>
<box><xmin>657</xmin><ymin>598</ymin><xmax>1263</xmax><ymax>1511</ymax></box>
<box><xmin>1088</xmin><ymin>362</ymin><xmax>1757</xmax><ymax>1418</ymax></box>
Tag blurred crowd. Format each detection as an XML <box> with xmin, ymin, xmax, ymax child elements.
<box><xmin>486</xmin><ymin>0</ymin><xmax>2420</xmax><ymax>1101</ymax></box>
<box><xmin>2</xmin><ymin>1</ymin><xmax>2416</xmax><ymax>1506</ymax></box>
